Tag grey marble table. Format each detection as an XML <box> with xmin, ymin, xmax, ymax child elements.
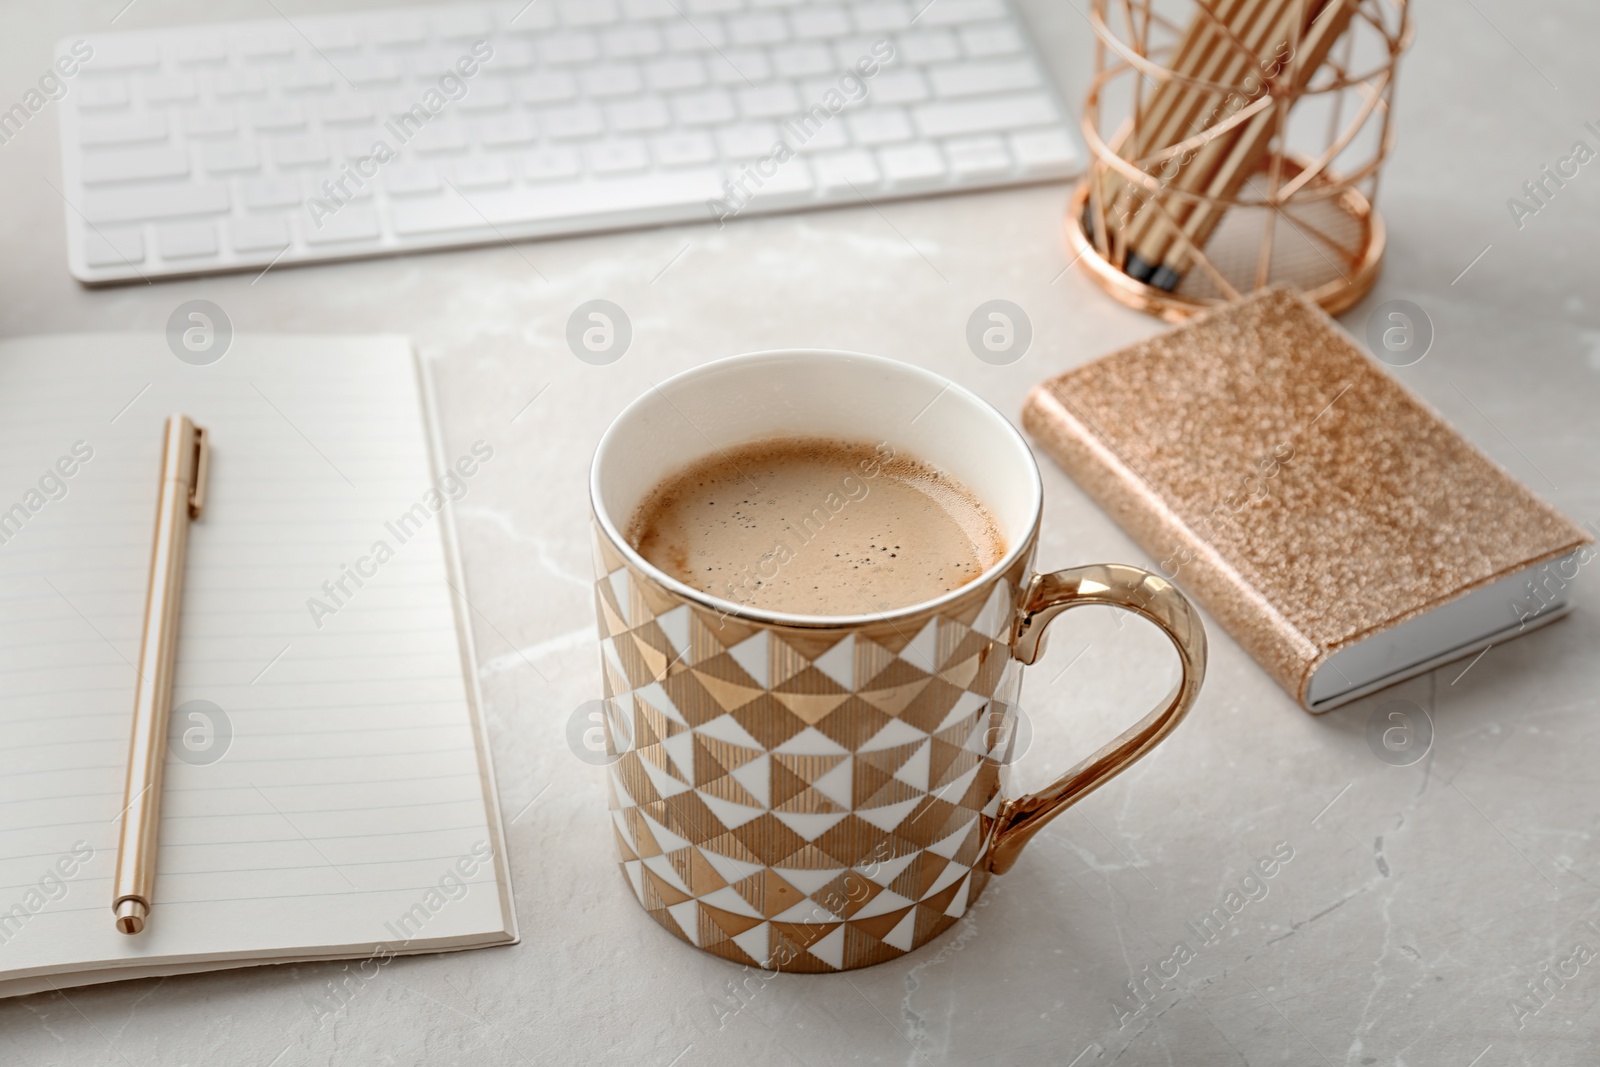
<box><xmin>2</xmin><ymin>1</ymin><xmax>1598</xmax><ymax>1064</ymax></box>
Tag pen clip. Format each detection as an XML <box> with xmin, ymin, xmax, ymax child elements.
<box><xmin>189</xmin><ymin>425</ymin><xmax>209</xmax><ymax>520</ymax></box>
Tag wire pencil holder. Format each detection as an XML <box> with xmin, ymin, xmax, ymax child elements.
<box><xmin>1069</xmin><ymin>0</ymin><xmax>1412</xmax><ymax>321</ymax></box>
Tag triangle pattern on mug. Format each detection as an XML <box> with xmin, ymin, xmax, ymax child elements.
<box><xmin>591</xmin><ymin>531</ymin><xmax>1029</xmax><ymax>972</ymax></box>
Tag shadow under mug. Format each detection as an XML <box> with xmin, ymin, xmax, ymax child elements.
<box><xmin>588</xmin><ymin>350</ymin><xmax>1206</xmax><ymax>973</ymax></box>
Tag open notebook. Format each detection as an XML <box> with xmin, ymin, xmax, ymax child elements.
<box><xmin>0</xmin><ymin>333</ymin><xmax>516</xmax><ymax>998</ymax></box>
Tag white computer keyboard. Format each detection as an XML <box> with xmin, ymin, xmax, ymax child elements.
<box><xmin>55</xmin><ymin>0</ymin><xmax>1080</xmax><ymax>284</ymax></box>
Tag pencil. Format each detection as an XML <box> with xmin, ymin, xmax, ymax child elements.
<box><xmin>1159</xmin><ymin>0</ymin><xmax>1360</xmax><ymax>284</ymax></box>
<box><xmin>1124</xmin><ymin>0</ymin><xmax>1302</xmax><ymax>283</ymax></box>
<box><xmin>1097</xmin><ymin>0</ymin><xmax>1239</xmax><ymax>266</ymax></box>
<box><xmin>1110</xmin><ymin>0</ymin><xmax>1258</xmax><ymax>277</ymax></box>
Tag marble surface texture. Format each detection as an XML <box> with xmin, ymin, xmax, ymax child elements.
<box><xmin>2</xmin><ymin>1</ymin><xmax>1599</xmax><ymax>1064</ymax></box>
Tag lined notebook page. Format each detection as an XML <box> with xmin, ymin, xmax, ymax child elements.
<box><xmin>0</xmin><ymin>334</ymin><xmax>513</xmax><ymax>994</ymax></box>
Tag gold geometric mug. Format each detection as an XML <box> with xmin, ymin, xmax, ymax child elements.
<box><xmin>588</xmin><ymin>351</ymin><xmax>1206</xmax><ymax>972</ymax></box>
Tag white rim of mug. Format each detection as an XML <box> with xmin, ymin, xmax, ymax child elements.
<box><xmin>589</xmin><ymin>349</ymin><xmax>1045</xmax><ymax>630</ymax></box>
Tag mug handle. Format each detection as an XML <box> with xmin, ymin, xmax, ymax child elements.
<box><xmin>986</xmin><ymin>563</ymin><xmax>1207</xmax><ymax>875</ymax></box>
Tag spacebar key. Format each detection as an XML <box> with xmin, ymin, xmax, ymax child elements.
<box><xmin>83</xmin><ymin>182</ymin><xmax>231</xmax><ymax>224</ymax></box>
<box><xmin>391</xmin><ymin>170</ymin><xmax>725</xmax><ymax>236</ymax></box>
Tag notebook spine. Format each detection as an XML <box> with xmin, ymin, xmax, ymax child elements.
<box><xmin>1021</xmin><ymin>383</ymin><xmax>1321</xmax><ymax>705</ymax></box>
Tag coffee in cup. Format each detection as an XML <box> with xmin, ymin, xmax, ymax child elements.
<box><xmin>626</xmin><ymin>436</ymin><xmax>1007</xmax><ymax>616</ymax></box>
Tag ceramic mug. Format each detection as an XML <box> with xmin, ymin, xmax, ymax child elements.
<box><xmin>588</xmin><ymin>350</ymin><xmax>1206</xmax><ymax>973</ymax></box>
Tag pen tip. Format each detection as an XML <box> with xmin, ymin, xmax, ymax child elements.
<box><xmin>114</xmin><ymin>899</ymin><xmax>148</xmax><ymax>935</ymax></box>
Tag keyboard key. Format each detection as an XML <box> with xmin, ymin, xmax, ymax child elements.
<box><xmin>243</xmin><ymin>176</ymin><xmax>303</xmax><ymax>208</ymax></box>
<box><xmin>458</xmin><ymin>79</ymin><xmax>513</xmax><ymax>111</ymax></box>
<box><xmin>872</xmin><ymin>71</ymin><xmax>930</xmax><ymax>104</ymax></box>
<box><xmin>802</xmin><ymin>75</ymin><xmax>862</xmax><ymax>105</ymax></box>
<box><xmin>771</xmin><ymin>44</ymin><xmax>833</xmax><ymax>77</ymax></box>
<box><xmin>738</xmin><ymin>84</ymin><xmax>800</xmax><ymax>119</ymax></box>
<box><xmin>519</xmin><ymin>71</ymin><xmax>578</xmax><ymax>103</ymax></box>
<box><xmin>853</xmin><ymin>1</ymin><xmax>911</xmax><ymax>31</ymax></box>
<box><xmin>1010</xmin><ymin>128</ymin><xmax>1078</xmax><ymax>174</ymax></box>
<box><xmin>608</xmin><ymin>97</ymin><xmax>671</xmax><ymax>132</ymax></box>
<box><xmin>644</xmin><ymin>58</ymin><xmax>707</xmax><ymax>91</ymax></box>
<box><xmin>914</xmin><ymin>93</ymin><xmax>1055</xmax><ymax>137</ymax></box>
<box><xmin>729</xmin><ymin>13</ymin><xmax>788</xmax><ymax>45</ymax></box>
<box><xmin>604</xmin><ymin>25</ymin><xmax>664</xmax><ymax>57</ymax></box>
<box><xmin>411</xmin><ymin>120</ymin><xmax>470</xmax><ymax>154</ymax></box>
<box><xmin>792</xmin><ymin>7</ymin><xmax>850</xmax><ymax>38</ymax></box>
<box><xmin>492</xmin><ymin>40</ymin><xmax>539</xmax><ymax>70</ymax></box>
<box><xmin>831</xmin><ymin>36</ymin><xmax>883</xmax><ymax>67</ymax></box>
<box><xmin>338</xmin><ymin>129</ymin><xmax>383</xmax><ymax>156</ymax></box>
<box><xmin>305</xmin><ymin>23</ymin><xmax>363</xmax><ymax>52</ymax></box>
<box><xmin>83</xmin><ymin>227</ymin><xmax>145</xmax><ymax>267</ymax></box>
<box><xmin>687</xmin><ymin>0</ymin><xmax>743</xmax><ymax>12</ymax></box>
<box><xmin>717</xmin><ymin>123</ymin><xmax>780</xmax><ymax>157</ymax></box>
<box><xmin>452</xmin><ymin>156</ymin><xmax>512</xmax><ymax>187</ymax></box>
<box><xmin>385</xmin><ymin>194</ymin><xmax>479</xmax><ymax>235</ymax></box>
<box><xmin>586</xmin><ymin>139</ymin><xmax>649</xmax><ymax>175</ymax></box>
<box><xmin>306</xmin><ymin>172</ymin><xmax>372</xmax><ymax>201</ymax></box>
<box><xmin>84</xmin><ymin>181</ymin><xmax>230</xmax><ymax>224</ymax></box>
<box><xmin>848</xmin><ymin>107</ymin><xmax>912</xmax><ymax>145</ymax></box>
<box><xmin>582</xmin><ymin>65</ymin><xmax>644</xmax><ymax>98</ymax></box>
<box><xmin>651</xmin><ymin>130</ymin><xmax>716</xmax><ymax>167</ymax></box>
<box><xmin>184</xmin><ymin>108</ymin><xmax>236</xmax><ymax>136</ymax></box>
<box><xmin>897</xmin><ymin>31</ymin><xmax>960</xmax><ymax>65</ymax></box>
<box><xmin>85</xmin><ymin>149</ymin><xmax>188</xmax><ymax>189</ymax></box>
<box><xmin>504</xmin><ymin>2</ymin><xmax>557</xmax><ymax>29</ymax></box>
<box><xmin>248</xmin><ymin>102</ymin><xmax>306</xmax><ymax>130</ymax></box>
<box><xmin>943</xmin><ymin>134</ymin><xmax>1011</xmax><ymax>178</ymax></box>
<box><xmin>541</xmin><ymin>31</ymin><xmax>601</xmax><ymax>64</ymax></box>
<box><xmin>304</xmin><ymin>204</ymin><xmax>381</xmax><ymax>243</ymax></box>
<box><xmin>745</xmin><ymin>156</ymin><xmax>814</xmax><ymax>202</ymax></box>
<box><xmin>203</xmin><ymin>140</ymin><xmax>260</xmax><ymax>172</ymax></box>
<box><xmin>478</xmin><ymin>115</ymin><xmax>540</xmax><ymax>147</ymax></box>
<box><xmin>812</xmin><ymin>149</ymin><xmax>879</xmax><ymax>190</ymax></box>
<box><xmin>236</xmin><ymin>31</ymin><xmax>296</xmax><ymax>60</ymax></box>
<box><xmin>80</xmin><ymin>114</ymin><xmax>167</xmax><ymax>146</ymax></box>
<box><xmin>230</xmin><ymin>215</ymin><xmax>291</xmax><ymax>251</ymax></box>
<box><xmin>210</xmin><ymin>70</ymin><xmax>266</xmax><ymax>97</ymax></box>
<box><xmin>386</xmin><ymin>164</ymin><xmax>441</xmax><ymax>195</ymax></box>
<box><xmin>930</xmin><ymin>61</ymin><xmax>1040</xmax><ymax>96</ymax></box>
<box><xmin>84</xmin><ymin>39</ymin><xmax>162</xmax><ymax>70</ymax></box>
<box><xmin>624</xmin><ymin>0</ymin><xmax>679</xmax><ymax>18</ymax></box>
<box><xmin>374</xmin><ymin>17</ymin><xmax>426</xmax><ymax>47</ymax></box>
<box><xmin>158</xmin><ymin>221</ymin><xmax>218</xmax><ymax>258</ymax></box>
<box><xmin>432</xmin><ymin>9</ymin><xmax>493</xmax><ymax>38</ymax></box>
<box><xmin>278</xmin><ymin>67</ymin><xmax>336</xmax><ymax>93</ymax></box>
<box><xmin>664</xmin><ymin>22</ymin><xmax>727</xmax><ymax>52</ymax></box>
<box><xmin>562</xmin><ymin>0</ymin><xmax>621</xmax><ymax>24</ymax></box>
<box><xmin>319</xmin><ymin>97</ymin><xmax>373</xmax><ymax>124</ymax></box>
<box><xmin>673</xmin><ymin>89</ymin><xmax>736</xmax><ymax>126</ymax></box>
<box><xmin>879</xmin><ymin>142</ymin><xmax>946</xmax><ymax>186</ymax></box>
<box><xmin>918</xmin><ymin>0</ymin><xmax>1005</xmax><ymax>25</ymax></box>
<box><xmin>787</xmin><ymin>118</ymin><xmax>848</xmax><ymax>152</ymax></box>
<box><xmin>77</xmin><ymin>81</ymin><xmax>130</xmax><ymax>109</ymax></box>
<box><xmin>960</xmin><ymin>23</ymin><xmax>1024</xmax><ymax>57</ymax></box>
<box><xmin>175</xmin><ymin>37</ymin><xmax>229</xmax><ymax>64</ymax></box>
<box><xmin>522</xmin><ymin>146</ymin><xmax>582</xmax><ymax>181</ymax></box>
<box><xmin>342</xmin><ymin>57</ymin><xmax>402</xmax><ymax>85</ymax></box>
<box><xmin>272</xmin><ymin>135</ymin><xmax>329</xmax><ymax>167</ymax></box>
<box><xmin>541</xmin><ymin>104</ymin><xmax>603</xmax><ymax>139</ymax></box>
<box><xmin>710</xmin><ymin>49</ymin><xmax>770</xmax><ymax>83</ymax></box>
<box><xmin>414</xmin><ymin>46</ymin><xmax>467</xmax><ymax>73</ymax></box>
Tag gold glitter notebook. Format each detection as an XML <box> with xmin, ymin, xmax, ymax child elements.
<box><xmin>1023</xmin><ymin>288</ymin><xmax>1593</xmax><ymax>712</ymax></box>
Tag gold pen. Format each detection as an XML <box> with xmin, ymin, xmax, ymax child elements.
<box><xmin>112</xmin><ymin>415</ymin><xmax>209</xmax><ymax>935</ymax></box>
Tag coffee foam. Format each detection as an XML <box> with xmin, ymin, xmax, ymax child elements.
<box><xmin>626</xmin><ymin>436</ymin><xmax>1006</xmax><ymax>616</ymax></box>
